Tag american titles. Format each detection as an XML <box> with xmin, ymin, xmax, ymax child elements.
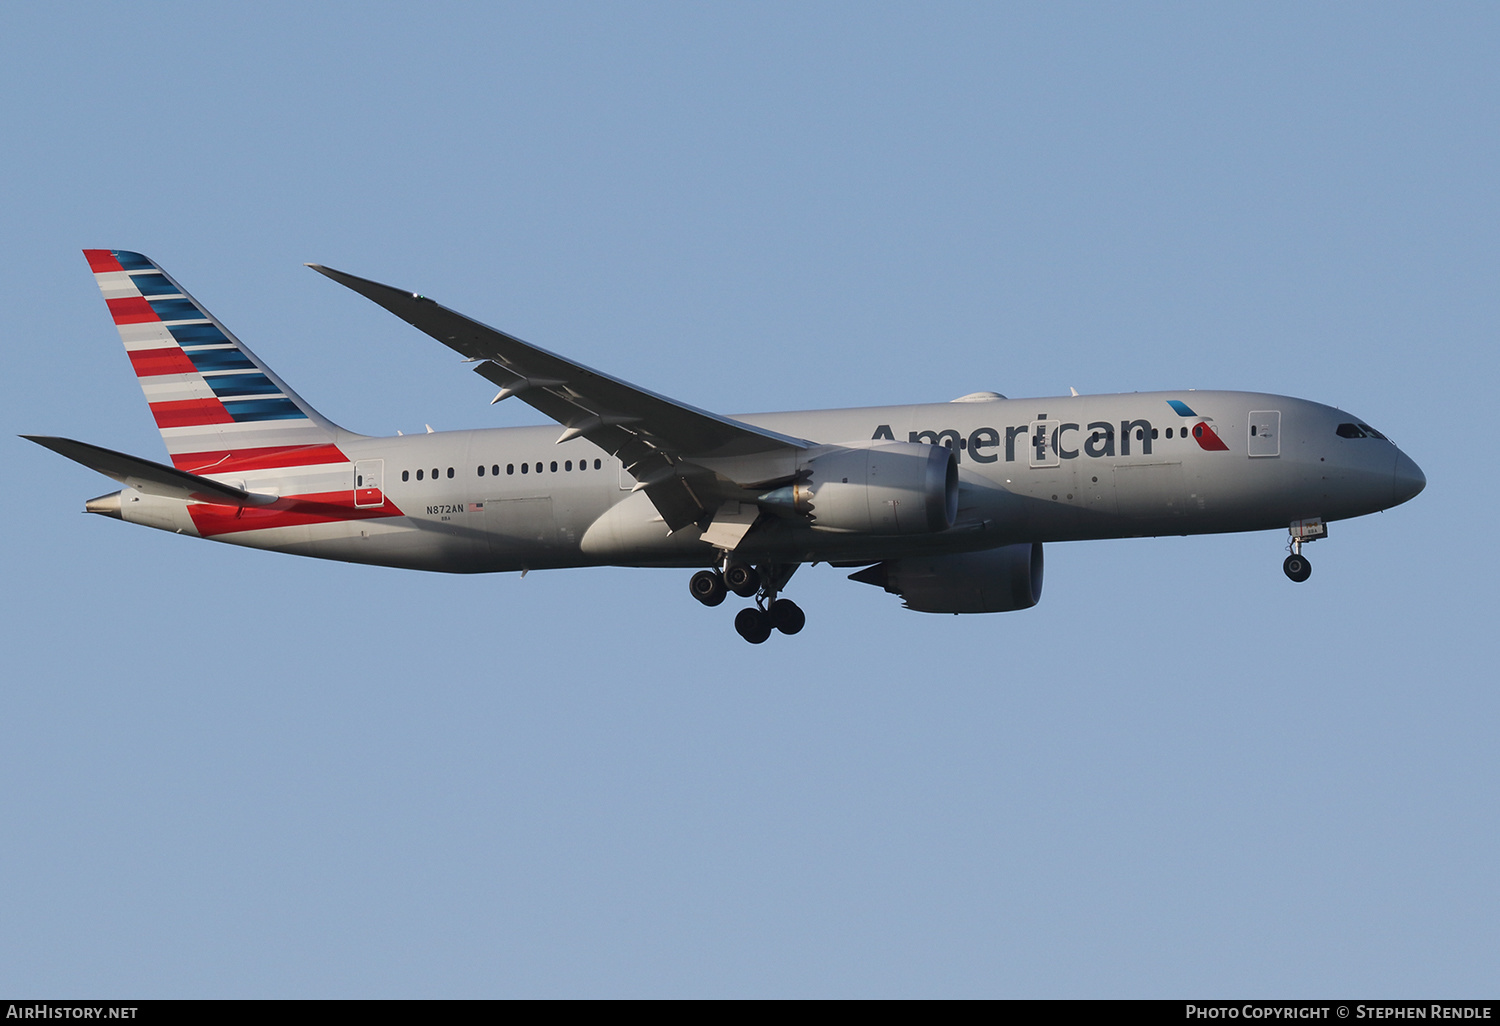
<box><xmin>872</xmin><ymin>409</ymin><xmax>1229</xmax><ymax>464</ymax></box>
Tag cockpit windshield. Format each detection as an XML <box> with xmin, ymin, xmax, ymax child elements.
<box><xmin>1336</xmin><ymin>422</ymin><xmax>1389</xmax><ymax>441</ymax></box>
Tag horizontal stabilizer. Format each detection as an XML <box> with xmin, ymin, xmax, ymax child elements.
<box><xmin>22</xmin><ymin>435</ymin><xmax>278</xmax><ymax>507</ymax></box>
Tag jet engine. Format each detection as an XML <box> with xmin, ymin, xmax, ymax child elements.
<box><xmin>760</xmin><ymin>441</ymin><xmax>958</xmax><ymax>535</ymax></box>
<box><xmin>849</xmin><ymin>542</ymin><xmax>1044</xmax><ymax>613</ymax></box>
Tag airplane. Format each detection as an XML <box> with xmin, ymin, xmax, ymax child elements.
<box><xmin>26</xmin><ymin>250</ymin><xmax>1426</xmax><ymax>644</ymax></box>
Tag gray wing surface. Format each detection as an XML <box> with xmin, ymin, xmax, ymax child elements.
<box><xmin>309</xmin><ymin>264</ymin><xmax>809</xmax><ymax>530</ymax></box>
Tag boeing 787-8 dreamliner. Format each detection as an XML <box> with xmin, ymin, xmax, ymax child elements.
<box><xmin>27</xmin><ymin>250</ymin><xmax>1426</xmax><ymax>643</ymax></box>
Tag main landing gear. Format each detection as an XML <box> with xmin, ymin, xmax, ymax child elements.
<box><xmin>689</xmin><ymin>569</ymin><xmax>727</xmax><ymax>606</ymax></box>
<box><xmin>690</xmin><ymin>561</ymin><xmax>804</xmax><ymax>644</ymax></box>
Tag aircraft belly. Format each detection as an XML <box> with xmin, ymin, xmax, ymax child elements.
<box><xmin>200</xmin><ymin>510</ymin><xmax>486</xmax><ymax>573</ymax></box>
<box><xmin>579</xmin><ymin>490</ymin><xmax>709</xmax><ymax>562</ymax></box>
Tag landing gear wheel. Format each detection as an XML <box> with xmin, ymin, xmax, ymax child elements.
<box><xmin>767</xmin><ymin>598</ymin><xmax>805</xmax><ymax>635</ymax></box>
<box><xmin>725</xmin><ymin>563</ymin><xmax>761</xmax><ymax>598</ymax></box>
<box><xmin>690</xmin><ymin>569</ymin><xmax>727</xmax><ymax>606</ymax></box>
<box><xmin>735</xmin><ymin>609</ymin><xmax>774</xmax><ymax>642</ymax></box>
<box><xmin>734</xmin><ymin>607</ymin><xmax>773</xmax><ymax>644</ymax></box>
<box><xmin>1283</xmin><ymin>554</ymin><xmax>1312</xmax><ymax>583</ymax></box>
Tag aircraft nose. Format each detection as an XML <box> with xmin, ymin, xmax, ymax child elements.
<box><xmin>1393</xmin><ymin>450</ymin><xmax>1426</xmax><ymax>506</ymax></box>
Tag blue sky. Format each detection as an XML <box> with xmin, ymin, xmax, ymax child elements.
<box><xmin>1</xmin><ymin>3</ymin><xmax>1495</xmax><ymax>997</ymax></box>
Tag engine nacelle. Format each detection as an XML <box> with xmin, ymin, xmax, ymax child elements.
<box><xmin>762</xmin><ymin>441</ymin><xmax>958</xmax><ymax>535</ymax></box>
<box><xmin>849</xmin><ymin>543</ymin><xmax>1044</xmax><ymax>613</ymax></box>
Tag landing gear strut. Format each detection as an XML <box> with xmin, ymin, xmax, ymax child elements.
<box><xmin>694</xmin><ymin>560</ymin><xmax>805</xmax><ymax>642</ymax></box>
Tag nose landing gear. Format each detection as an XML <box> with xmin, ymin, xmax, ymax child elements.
<box><xmin>1283</xmin><ymin>551</ymin><xmax>1312</xmax><ymax>583</ymax></box>
<box><xmin>694</xmin><ymin>560</ymin><xmax>804</xmax><ymax>642</ymax></box>
<box><xmin>1282</xmin><ymin>518</ymin><xmax>1325</xmax><ymax>583</ymax></box>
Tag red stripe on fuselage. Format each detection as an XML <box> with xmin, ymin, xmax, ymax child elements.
<box><xmin>170</xmin><ymin>443</ymin><xmax>349</xmax><ymax>474</ymax></box>
<box><xmin>1194</xmin><ymin>423</ymin><xmax>1230</xmax><ymax>451</ymax></box>
<box><xmin>187</xmin><ymin>491</ymin><xmax>404</xmax><ymax>537</ymax></box>
<box><xmin>128</xmin><ymin>347</ymin><xmax>198</xmax><ymax>377</ymax></box>
<box><xmin>107</xmin><ymin>296</ymin><xmax>157</xmax><ymax>324</ymax></box>
<box><xmin>84</xmin><ymin>249</ymin><xmax>124</xmax><ymax>273</ymax></box>
<box><xmin>150</xmin><ymin>398</ymin><xmax>235</xmax><ymax>429</ymax></box>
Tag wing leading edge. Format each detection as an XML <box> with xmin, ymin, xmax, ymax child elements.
<box><xmin>308</xmin><ymin>264</ymin><xmax>810</xmax><ymax>531</ymax></box>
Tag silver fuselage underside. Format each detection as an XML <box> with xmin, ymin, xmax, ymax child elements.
<box><xmin>115</xmin><ymin>390</ymin><xmax>1423</xmax><ymax>574</ymax></box>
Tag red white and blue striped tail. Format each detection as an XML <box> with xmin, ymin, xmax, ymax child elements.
<box><xmin>83</xmin><ymin>249</ymin><xmax>342</xmax><ymax>472</ymax></box>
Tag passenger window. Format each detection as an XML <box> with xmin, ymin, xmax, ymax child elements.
<box><xmin>416</xmin><ymin>469</ymin><xmax>424</xmax><ymax>481</ymax></box>
<box><xmin>521</xmin><ymin>463</ymin><xmax>529</xmax><ymax>474</ymax></box>
<box><xmin>447</xmin><ymin>467</ymin><xmax>454</xmax><ymax>479</ymax></box>
<box><xmin>550</xmin><ymin>461</ymin><xmax>558</xmax><ymax>473</ymax></box>
<box><xmin>565</xmin><ymin>460</ymin><xmax>572</xmax><ymax>471</ymax></box>
<box><xmin>1250</xmin><ymin>425</ymin><xmax>1257</xmax><ymax>436</ymax></box>
<box><xmin>507</xmin><ymin>464</ymin><xmax>514</xmax><ymax>475</ymax></box>
<box><xmin>432</xmin><ymin>468</ymin><xmax>439</xmax><ymax>479</ymax></box>
<box><xmin>477</xmin><ymin>465</ymin><xmax>485</xmax><ymax>476</ymax></box>
<box><xmin>402</xmin><ymin>470</ymin><xmax>410</xmax><ymax>482</ymax></box>
<box><xmin>1151</xmin><ymin>428</ymin><xmax>1159</xmax><ymax>439</ymax></box>
<box><xmin>492</xmin><ymin>465</ymin><xmax>500</xmax><ymax>476</ymax></box>
<box><xmin>594</xmin><ymin>459</ymin><xmax>602</xmax><ymax>469</ymax></box>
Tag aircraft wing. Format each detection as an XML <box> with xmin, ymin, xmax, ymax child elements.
<box><xmin>310</xmin><ymin>264</ymin><xmax>811</xmax><ymax>530</ymax></box>
<box><xmin>23</xmin><ymin>435</ymin><xmax>278</xmax><ymax>507</ymax></box>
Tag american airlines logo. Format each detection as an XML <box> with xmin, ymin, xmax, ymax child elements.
<box><xmin>872</xmin><ymin>401</ymin><xmax>1229</xmax><ymax>465</ymax></box>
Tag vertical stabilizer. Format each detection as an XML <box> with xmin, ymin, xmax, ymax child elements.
<box><xmin>83</xmin><ymin>249</ymin><xmax>343</xmax><ymax>472</ymax></box>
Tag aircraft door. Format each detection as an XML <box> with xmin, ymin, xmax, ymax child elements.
<box><xmin>1248</xmin><ymin>411</ymin><xmax>1280</xmax><ymax>457</ymax></box>
<box><xmin>1029</xmin><ymin>421</ymin><xmax>1060</xmax><ymax>468</ymax></box>
<box><xmin>354</xmin><ymin>459</ymin><xmax>385</xmax><ymax>508</ymax></box>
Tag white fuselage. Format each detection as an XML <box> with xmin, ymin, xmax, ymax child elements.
<box><xmin>115</xmin><ymin>390</ymin><xmax>1425</xmax><ymax>574</ymax></box>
